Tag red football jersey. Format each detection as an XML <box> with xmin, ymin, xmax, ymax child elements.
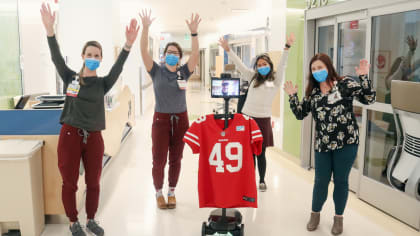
<box><xmin>183</xmin><ymin>113</ymin><xmax>263</xmax><ymax>208</ymax></box>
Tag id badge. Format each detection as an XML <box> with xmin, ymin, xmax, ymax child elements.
<box><xmin>66</xmin><ymin>80</ymin><xmax>80</xmax><ymax>97</ymax></box>
<box><xmin>177</xmin><ymin>79</ymin><xmax>187</xmax><ymax>90</ymax></box>
<box><xmin>265</xmin><ymin>81</ymin><xmax>275</xmax><ymax>88</ymax></box>
<box><xmin>328</xmin><ymin>89</ymin><xmax>342</xmax><ymax>104</ymax></box>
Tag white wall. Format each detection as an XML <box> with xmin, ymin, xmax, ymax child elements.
<box><xmin>19</xmin><ymin>0</ymin><xmax>56</xmax><ymax>95</ymax></box>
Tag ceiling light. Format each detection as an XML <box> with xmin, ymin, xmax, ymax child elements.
<box><xmin>231</xmin><ymin>9</ymin><xmax>249</xmax><ymax>13</ymax></box>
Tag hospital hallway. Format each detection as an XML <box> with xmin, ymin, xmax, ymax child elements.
<box><xmin>40</xmin><ymin>85</ymin><xmax>419</xmax><ymax>236</ymax></box>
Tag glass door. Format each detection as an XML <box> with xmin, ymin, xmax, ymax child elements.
<box><xmin>336</xmin><ymin>18</ymin><xmax>368</xmax><ymax>193</ymax></box>
<box><xmin>311</xmin><ymin>19</ymin><xmax>336</xmax><ymax>171</ymax></box>
<box><xmin>358</xmin><ymin>7</ymin><xmax>420</xmax><ymax>230</ymax></box>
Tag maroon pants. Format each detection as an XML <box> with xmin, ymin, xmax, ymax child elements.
<box><xmin>152</xmin><ymin>111</ymin><xmax>189</xmax><ymax>190</ymax></box>
<box><xmin>57</xmin><ymin>124</ymin><xmax>104</xmax><ymax>222</ymax></box>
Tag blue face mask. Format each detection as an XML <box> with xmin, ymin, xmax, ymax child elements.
<box><xmin>257</xmin><ymin>66</ymin><xmax>271</xmax><ymax>76</ymax></box>
<box><xmin>166</xmin><ymin>54</ymin><xmax>179</xmax><ymax>66</ymax></box>
<box><xmin>312</xmin><ymin>69</ymin><xmax>328</xmax><ymax>83</ymax></box>
<box><xmin>85</xmin><ymin>58</ymin><xmax>100</xmax><ymax>71</ymax></box>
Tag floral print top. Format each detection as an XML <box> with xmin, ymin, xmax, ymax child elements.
<box><xmin>289</xmin><ymin>75</ymin><xmax>376</xmax><ymax>152</ymax></box>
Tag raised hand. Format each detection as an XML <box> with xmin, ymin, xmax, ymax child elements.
<box><xmin>355</xmin><ymin>59</ymin><xmax>370</xmax><ymax>76</ymax></box>
<box><xmin>286</xmin><ymin>32</ymin><xmax>296</xmax><ymax>47</ymax></box>
<box><xmin>125</xmin><ymin>19</ymin><xmax>140</xmax><ymax>47</ymax></box>
<box><xmin>283</xmin><ymin>81</ymin><xmax>298</xmax><ymax>96</ymax></box>
<box><xmin>406</xmin><ymin>35</ymin><xmax>418</xmax><ymax>52</ymax></box>
<box><xmin>40</xmin><ymin>2</ymin><xmax>55</xmax><ymax>36</ymax></box>
<box><xmin>186</xmin><ymin>13</ymin><xmax>201</xmax><ymax>34</ymax></box>
<box><xmin>139</xmin><ymin>9</ymin><xmax>155</xmax><ymax>29</ymax></box>
<box><xmin>218</xmin><ymin>37</ymin><xmax>230</xmax><ymax>52</ymax></box>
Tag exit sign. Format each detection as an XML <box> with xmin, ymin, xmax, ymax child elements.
<box><xmin>308</xmin><ymin>0</ymin><xmax>329</xmax><ymax>9</ymax></box>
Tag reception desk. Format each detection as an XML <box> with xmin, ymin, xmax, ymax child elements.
<box><xmin>0</xmin><ymin>86</ymin><xmax>135</xmax><ymax>222</ymax></box>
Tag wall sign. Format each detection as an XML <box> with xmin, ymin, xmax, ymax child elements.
<box><xmin>308</xmin><ymin>0</ymin><xmax>329</xmax><ymax>9</ymax></box>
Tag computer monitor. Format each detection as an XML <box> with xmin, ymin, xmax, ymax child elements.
<box><xmin>211</xmin><ymin>77</ymin><xmax>240</xmax><ymax>98</ymax></box>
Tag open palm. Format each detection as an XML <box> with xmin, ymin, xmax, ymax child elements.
<box><xmin>139</xmin><ymin>9</ymin><xmax>155</xmax><ymax>28</ymax></box>
<box><xmin>355</xmin><ymin>59</ymin><xmax>370</xmax><ymax>76</ymax></box>
<box><xmin>40</xmin><ymin>3</ymin><xmax>55</xmax><ymax>35</ymax></box>
<box><xmin>283</xmin><ymin>81</ymin><xmax>298</xmax><ymax>95</ymax></box>
<box><xmin>286</xmin><ymin>33</ymin><xmax>296</xmax><ymax>46</ymax></box>
<box><xmin>125</xmin><ymin>19</ymin><xmax>140</xmax><ymax>46</ymax></box>
<box><xmin>218</xmin><ymin>38</ymin><xmax>229</xmax><ymax>52</ymax></box>
<box><xmin>186</xmin><ymin>13</ymin><xmax>201</xmax><ymax>34</ymax></box>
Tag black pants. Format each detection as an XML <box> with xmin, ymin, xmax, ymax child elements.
<box><xmin>253</xmin><ymin>147</ymin><xmax>267</xmax><ymax>183</ymax></box>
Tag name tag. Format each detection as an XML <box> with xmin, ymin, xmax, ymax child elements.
<box><xmin>177</xmin><ymin>79</ymin><xmax>187</xmax><ymax>90</ymax></box>
<box><xmin>66</xmin><ymin>80</ymin><xmax>80</xmax><ymax>97</ymax></box>
<box><xmin>328</xmin><ymin>90</ymin><xmax>342</xmax><ymax>104</ymax></box>
<box><xmin>265</xmin><ymin>81</ymin><xmax>275</xmax><ymax>88</ymax></box>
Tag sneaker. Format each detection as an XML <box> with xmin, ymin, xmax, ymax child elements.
<box><xmin>167</xmin><ymin>195</ymin><xmax>176</xmax><ymax>209</ymax></box>
<box><xmin>86</xmin><ymin>220</ymin><xmax>104</xmax><ymax>236</ymax></box>
<box><xmin>259</xmin><ymin>182</ymin><xmax>267</xmax><ymax>192</ymax></box>
<box><xmin>69</xmin><ymin>222</ymin><xmax>86</xmax><ymax>236</ymax></box>
<box><xmin>156</xmin><ymin>196</ymin><xmax>168</xmax><ymax>209</ymax></box>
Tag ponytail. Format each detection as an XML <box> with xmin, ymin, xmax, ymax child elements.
<box><xmin>78</xmin><ymin>63</ymin><xmax>85</xmax><ymax>85</ymax></box>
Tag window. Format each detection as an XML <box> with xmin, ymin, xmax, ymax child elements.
<box><xmin>230</xmin><ymin>44</ymin><xmax>252</xmax><ymax>68</ymax></box>
<box><xmin>337</xmin><ymin>20</ymin><xmax>367</xmax><ymax>77</ymax></box>
<box><xmin>370</xmin><ymin>10</ymin><xmax>420</xmax><ymax>104</ymax></box>
<box><xmin>0</xmin><ymin>0</ymin><xmax>22</xmax><ymax>109</ymax></box>
<box><xmin>363</xmin><ymin>110</ymin><xmax>396</xmax><ymax>186</ymax></box>
<box><xmin>318</xmin><ymin>25</ymin><xmax>334</xmax><ymax>60</ymax></box>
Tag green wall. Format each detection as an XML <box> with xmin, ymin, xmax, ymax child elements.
<box><xmin>0</xmin><ymin>2</ymin><xmax>22</xmax><ymax>109</ymax></box>
<box><xmin>282</xmin><ymin>1</ymin><xmax>306</xmax><ymax>158</ymax></box>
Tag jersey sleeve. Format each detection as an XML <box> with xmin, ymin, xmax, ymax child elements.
<box><xmin>250</xmin><ymin>118</ymin><xmax>263</xmax><ymax>156</ymax></box>
<box><xmin>183</xmin><ymin>120</ymin><xmax>201</xmax><ymax>154</ymax></box>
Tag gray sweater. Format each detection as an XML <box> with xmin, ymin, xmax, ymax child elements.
<box><xmin>47</xmin><ymin>36</ymin><xmax>129</xmax><ymax>131</ymax></box>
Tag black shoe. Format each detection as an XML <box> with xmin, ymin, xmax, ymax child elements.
<box><xmin>259</xmin><ymin>182</ymin><xmax>267</xmax><ymax>192</ymax></box>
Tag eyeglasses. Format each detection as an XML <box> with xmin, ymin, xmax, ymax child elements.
<box><xmin>166</xmin><ymin>50</ymin><xmax>180</xmax><ymax>56</ymax></box>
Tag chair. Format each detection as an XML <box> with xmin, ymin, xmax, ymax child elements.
<box><xmin>387</xmin><ymin>80</ymin><xmax>420</xmax><ymax>200</ymax></box>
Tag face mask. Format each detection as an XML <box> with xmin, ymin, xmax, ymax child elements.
<box><xmin>257</xmin><ymin>66</ymin><xmax>271</xmax><ymax>76</ymax></box>
<box><xmin>312</xmin><ymin>69</ymin><xmax>328</xmax><ymax>83</ymax></box>
<box><xmin>166</xmin><ymin>54</ymin><xmax>179</xmax><ymax>66</ymax></box>
<box><xmin>85</xmin><ymin>58</ymin><xmax>100</xmax><ymax>71</ymax></box>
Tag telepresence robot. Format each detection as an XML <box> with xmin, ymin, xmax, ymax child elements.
<box><xmin>202</xmin><ymin>76</ymin><xmax>244</xmax><ymax>236</ymax></box>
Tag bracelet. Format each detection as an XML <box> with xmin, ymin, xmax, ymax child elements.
<box><xmin>191</xmin><ymin>33</ymin><xmax>198</xmax><ymax>37</ymax></box>
<box><xmin>124</xmin><ymin>43</ymin><xmax>132</xmax><ymax>50</ymax></box>
<box><xmin>285</xmin><ymin>43</ymin><xmax>291</xmax><ymax>49</ymax></box>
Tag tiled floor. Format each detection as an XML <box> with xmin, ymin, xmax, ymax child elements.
<box><xmin>41</xmin><ymin>86</ymin><xmax>419</xmax><ymax>236</ymax></box>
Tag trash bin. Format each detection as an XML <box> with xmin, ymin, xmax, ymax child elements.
<box><xmin>0</xmin><ymin>139</ymin><xmax>44</xmax><ymax>236</ymax></box>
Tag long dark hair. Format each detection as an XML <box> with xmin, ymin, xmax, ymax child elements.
<box><xmin>77</xmin><ymin>41</ymin><xmax>102</xmax><ymax>85</ymax></box>
<box><xmin>252</xmin><ymin>53</ymin><xmax>276</xmax><ymax>88</ymax></box>
<box><xmin>305</xmin><ymin>53</ymin><xmax>342</xmax><ymax>98</ymax></box>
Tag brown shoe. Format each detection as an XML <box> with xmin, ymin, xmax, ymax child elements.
<box><xmin>331</xmin><ymin>216</ymin><xmax>343</xmax><ymax>235</ymax></box>
<box><xmin>307</xmin><ymin>212</ymin><xmax>320</xmax><ymax>231</ymax></box>
<box><xmin>167</xmin><ymin>196</ymin><xmax>176</xmax><ymax>209</ymax></box>
<box><xmin>156</xmin><ymin>196</ymin><xmax>167</xmax><ymax>209</ymax></box>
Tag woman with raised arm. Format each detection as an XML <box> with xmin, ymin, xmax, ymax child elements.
<box><xmin>139</xmin><ymin>9</ymin><xmax>201</xmax><ymax>210</ymax></box>
<box><xmin>284</xmin><ymin>54</ymin><xmax>376</xmax><ymax>235</ymax></box>
<box><xmin>218</xmin><ymin>34</ymin><xmax>295</xmax><ymax>192</ymax></box>
<box><xmin>41</xmin><ymin>3</ymin><xmax>139</xmax><ymax>236</ymax></box>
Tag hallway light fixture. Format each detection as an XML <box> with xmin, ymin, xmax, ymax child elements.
<box><xmin>231</xmin><ymin>9</ymin><xmax>249</xmax><ymax>13</ymax></box>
